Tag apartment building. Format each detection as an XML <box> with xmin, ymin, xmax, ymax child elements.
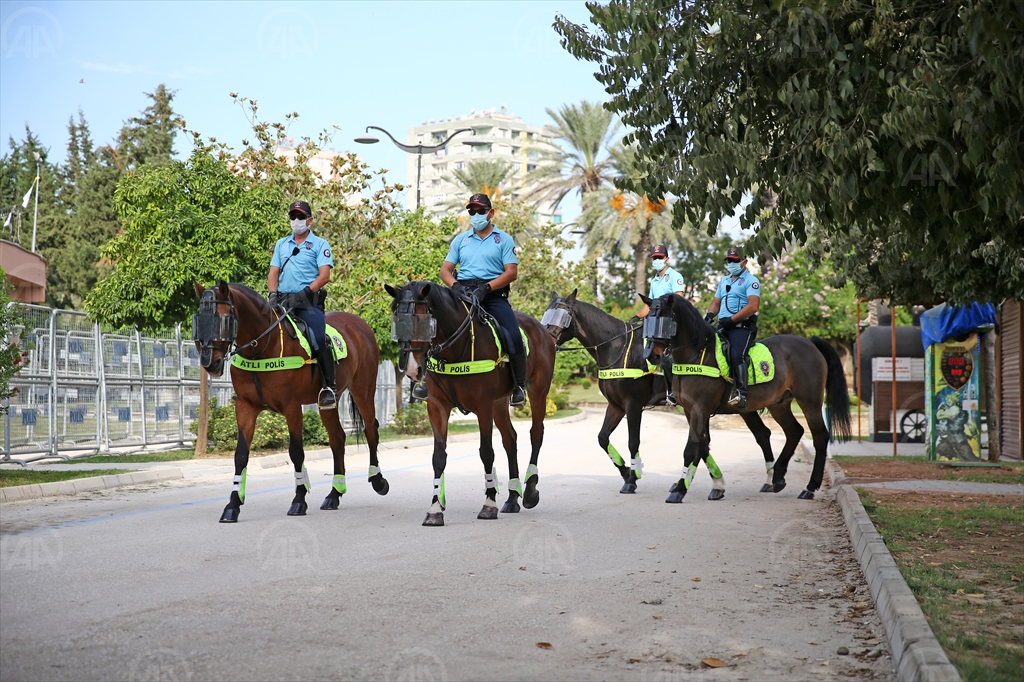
<box><xmin>407</xmin><ymin>106</ymin><xmax>563</xmax><ymax>224</ymax></box>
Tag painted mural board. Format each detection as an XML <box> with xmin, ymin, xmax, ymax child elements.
<box><xmin>925</xmin><ymin>333</ymin><xmax>982</xmax><ymax>461</ymax></box>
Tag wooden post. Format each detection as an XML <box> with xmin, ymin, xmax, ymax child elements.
<box><xmin>394</xmin><ymin>362</ymin><xmax>404</xmax><ymax>416</ymax></box>
<box><xmin>857</xmin><ymin>300</ymin><xmax>862</xmax><ymax>442</ymax></box>
<box><xmin>892</xmin><ymin>305</ymin><xmax>897</xmax><ymax>457</ymax></box>
<box><xmin>196</xmin><ymin>368</ymin><xmax>209</xmax><ymax>457</ymax></box>
<box><xmin>983</xmin><ymin>330</ymin><xmax>1000</xmax><ymax>462</ymax></box>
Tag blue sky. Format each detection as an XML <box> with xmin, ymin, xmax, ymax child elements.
<box><xmin>0</xmin><ymin>1</ymin><xmax>611</xmax><ymax>223</ymax></box>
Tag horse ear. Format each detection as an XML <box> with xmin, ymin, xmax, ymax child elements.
<box><xmin>217</xmin><ymin>281</ymin><xmax>230</xmax><ymax>299</ymax></box>
<box><xmin>419</xmin><ymin>284</ymin><xmax>431</xmax><ymax>299</ymax></box>
<box><xmin>550</xmin><ymin>290</ymin><xmax>559</xmax><ymax>303</ymax></box>
<box><xmin>194</xmin><ymin>282</ymin><xmax>205</xmax><ymax>300</ymax></box>
<box><xmin>566</xmin><ymin>288</ymin><xmax>578</xmax><ymax>304</ymax></box>
<box><xmin>384</xmin><ymin>284</ymin><xmax>398</xmax><ymax>299</ymax></box>
<box><xmin>638</xmin><ymin>293</ymin><xmax>652</xmax><ymax>305</ymax></box>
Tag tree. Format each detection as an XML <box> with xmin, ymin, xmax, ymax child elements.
<box><xmin>118</xmin><ymin>84</ymin><xmax>180</xmax><ymax>169</ymax></box>
<box><xmin>579</xmin><ymin>143</ymin><xmax>682</xmax><ymax>296</ymax></box>
<box><xmin>554</xmin><ymin>1</ymin><xmax>1024</xmax><ymax>304</ymax></box>
<box><xmin>442</xmin><ymin>159</ymin><xmax>515</xmax><ymax>211</ymax></box>
<box><xmin>0</xmin><ymin>269</ymin><xmax>26</xmax><ymax>413</ymax></box>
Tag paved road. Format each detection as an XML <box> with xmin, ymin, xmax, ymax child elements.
<box><xmin>1</xmin><ymin>409</ymin><xmax>896</xmax><ymax>681</ymax></box>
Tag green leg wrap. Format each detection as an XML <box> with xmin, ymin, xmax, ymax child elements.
<box><xmin>434</xmin><ymin>474</ymin><xmax>447</xmax><ymax>509</ymax></box>
<box><xmin>606</xmin><ymin>443</ymin><xmax>625</xmax><ymax>467</ymax></box>
<box><xmin>295</xmin><ymin>464</ymin><xmax>310</xmax><ymax>492</ymax></box>
<box><xmin>368</xmin><ymin>465</ymin><xmax>381</xmax><ymax>478</ymax></box>
<box><xmin>508</xmin><ymin>478</ymin><xmax>523</xmax><ymax>496</ymax></box>
<box><xmin>526</xmin><ymin>463</ymin><xmax>538</xmax><ymax>480</ymax></box>
<box><xmin>233</xmin><ymin>468</ymin><xmax>247</xmax><ymax>503</ymax></box>
<box><xmin>630</xmin><ymin>456</ymin><xmax>643</xmax><ymax>479</ymax></box>
<box><xmin>332</xmin><ymin>474</ymin><xmax>347</xmax><ymax>495</ymax></box>
<box><xmin>683</xmin><ymin>463</ymin><xmax>698</xmax><ymax>490</ymax></box>
<box><xmin>705</xmin><ymin>453</ymin><xmax>723</xmax><ymax>479</ymax></box>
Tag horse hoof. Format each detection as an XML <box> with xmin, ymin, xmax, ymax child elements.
<box><xmin>501</xmin><ymin>500</ymin><xmax>521</xmax><ymax>514</ymax></box>
<box><xmin>669</xmin><ymin>482</ymin><xmax>680</xmax><ymax>493</ymax></box>
<box><xmin>219</xmin><ymin>507</ymin><xmax>239</xmax><ymax>523</ymax></box>
<box><xmin>477</xmin><ymin>505</ymin><xmax>499</xmax><ymax>520</ymax></box>
<box><xmin>772</xmin><ymin>481</ymin><xmax>787</xmax><ymax>494</ymax></box>
<box><xmin>620</xmin><ymin>482</ymin><xmax>637</xmax><ymax>494</ymax></box>
<box><xmin>523</xmin><ymin>477</ymin><xmax>539</xmax><ymax>509</ymax></box>
<box><xmin>708</xmin><ymin>489</ymin><xmax>725</xmax><ymax>501</ymax></box>
<box><xmin>759</xmin><ymin>483</ymin><xmax>773</xmax><ymax>493</ymax></box>
<box><xmin>370</xmin><ymin>473</ymin><xmax>389</xmax><ymax>493</ymax></box>
<box><xmin>422</xmin><ymin>512</ymin><xmax>445</xmax><ymax>527</ymax></box>
<box><xmin>665</xmin><ymin>492</ymin><xmax>684</xmax><ymax>504</ymax></box>
<box><xmin>287</xmin><ymin>502</ymin><xmax>308</xmax><ymax>516</ymax></box>
<box><xmin>320</xmin><ymin>496</ymin><xmax>340</xmax><ymax>511</ymax></box>
<box><xmin>798</xmin><ymin>489</ymin><xmax>815</xmax><ymax>500</ymax></box>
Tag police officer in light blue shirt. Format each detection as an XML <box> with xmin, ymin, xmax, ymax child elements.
<box><xmin>268</xmin><ymin>200</ymin><xmax>337</xmax><ymax>408</ymax></box>
<box><xmin>637</xmin><ymin>244</ymin><xmax>687</xmax><ymax>405</ymax></box>
<box><xmin>412</xmin><ymin>192</ymin><xmax>526</xmax><ymax>406</ymax></box>
<box><xmin>705</xmin><ymin>247</ymin><xmax>760</xmax><ymax>409</ymax></box>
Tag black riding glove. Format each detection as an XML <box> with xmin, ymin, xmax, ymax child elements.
<box><xmin>450</xmin><ymin>281</ymin><xmax>466</xmax><ymax>298</ymax></box>
<box><xmin>719</xmin><ymin>316</ymin><xmax>736</xmax><ymax>328</ymax></box>
<box><xmin>472</xmin><ymin>282</ymin><xmax>491</xmax><ymax>301</ymax></box>
<box><xmin>628</xmin><ymin>315</ymin><xmax>641</xmax><ymax>326</ymax></box>
<box><xmin>704</xmin><ymin>312</ymin><xmax>717</xmax><ymax>324</ymax></box>
<box><xmin>302</xmin><ymin>286</ymin><xmax>315</xmax><ymax>305</ymax></box>
<box><xmin>269</xmin><ymin>292</ymin><xmax>280</xmax><ymax>308</ymax></box>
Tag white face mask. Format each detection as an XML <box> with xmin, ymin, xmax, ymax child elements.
<box><xmin>290</xmin><ymin>218</ymin><xmax>309</xmax><ymax>235</ymax></box>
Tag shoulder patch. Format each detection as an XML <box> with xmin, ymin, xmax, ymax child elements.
<box><xmin>676</xmin><ymin>278</ymin><xmax>683</xmax><ymax>285</ymax></box>
<box><xmin>493</xmin><ymin>234</ymin><xmax>501</xmax><ymax>244</ymax></box>
<box><xmin>324</xmin><ymin>248</ymin><xmax>331</xmax><ymax>258</ymax></box>
<box><xmin>305</xmin><ymin>241</ymin><xmax>312</xmax><ymax>250</ymax></box>
<box><xmin>751</xmin><ymin>282</ymin><xmax>759</xmax><ymax>289</ymax></box>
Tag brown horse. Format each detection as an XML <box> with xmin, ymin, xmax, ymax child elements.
<box><xmin>640</xmin><ymin>292</ymin><xmax>851</xmax><ymax>501</ymax></box>
<box><xmin>193</xmin><ymin>282</ymin><xmax>389</xmax><ymax>523</ymax></box>
<box><xmin>385</xmin><ymin>281</ymin><xmax>556</xmax><ymax>526</ymax></box>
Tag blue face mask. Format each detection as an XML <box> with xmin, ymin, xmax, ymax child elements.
<box><xmin>726</xmin><ymin>261</ymin><xmax>743</xmax><ymax>276</ymax></box>
<box><xmin>470</xmin><ymin>213</ymin><xmax>489</xmax><ymax>231</ymax></box>
<box><xmin>651</xmin><ymin>258</ymin><xmax>666</xmax><ymax>271</ymax></box>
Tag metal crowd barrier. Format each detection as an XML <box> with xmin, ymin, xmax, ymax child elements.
<box><xmin>2</xmin><ymin>303</ymin><xmax>406</xmax><ymax>464</ymax></box>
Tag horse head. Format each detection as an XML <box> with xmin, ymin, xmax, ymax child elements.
<box><xmin>384</xmin><ymin>281</ymin><xmax>452</xmax><ymax>381</ymax></box>
<box><xmin>639</xmin><ymin>292</ymin><xmax>681</xmax><ymax>365</ymax></box>
<box><xmin>540</xmin><ymin>288</ymin><xmax>578</xmax><ymax>346</ymax></box>
<box><xmin>192</xmin><ymin>281</ymin><xmax>237</xmax><ymax>377</ymax></box>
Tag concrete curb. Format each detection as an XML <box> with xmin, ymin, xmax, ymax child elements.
<box><xmin>826</xmin><ymin>458</ymin><xmax>961</xmax><ymax>682</ymax></box>
<box><xmin>1</xmin><ymin>468</ymin><xmax>185</xmax><ymax>504</ymax></box>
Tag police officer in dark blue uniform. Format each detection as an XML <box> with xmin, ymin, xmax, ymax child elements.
<box><xmin>705</xmin><ymin>247</ymin><xmax>760</xmax><ymax>409</ymax></box>
<box><xmin>268</xmin><ymin>200</ymin><xmax>337</xmax><ymax>409</ymax></box>
<box><xmin>412</xmin><ymin>193</ymin><xmax>526</xmax><ymax>406</ymax></box>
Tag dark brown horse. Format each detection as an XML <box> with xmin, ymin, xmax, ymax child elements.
<box><xmin>640</xmin><ymin>292</ymin><xmax>851</xmax><ymax>501</ymax></box>
<box><xmin>542</xmin><ymin>289</ymin><xmax>780</xmax><ymax>498</ymax></box>
<box><xmin>193</xmin><ymin>282</ymin><xmax>389</xmax><ymax>523</ymax></box>
<box><xmin>385</xmin><ymin>281</ymin><xmax>556</xmax><ymax>526</ymax></box>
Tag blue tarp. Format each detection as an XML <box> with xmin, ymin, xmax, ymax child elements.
<box><xmin>920</xmin><ymin>303</ymin><xmax>996</xmax><ymax>349</ymax></box>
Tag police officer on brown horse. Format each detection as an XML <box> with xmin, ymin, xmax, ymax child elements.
<box><xmin>705</xmin><ymin>247</ymin><xmax>760</xmax><ymax>409</ymax></box>
<box><xmin>268</xmin><ymin>200</ymin><xmax>338</xmax><ymax>408</ymax></box>
<box><xmin>411</xmin><ymin>192</ymin><xmax>527</xmax><ymax>406</ymax></box>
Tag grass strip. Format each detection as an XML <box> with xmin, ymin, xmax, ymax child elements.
<box><xmin>0</xmin><ymin>469</ymin><xmax>134</xmax><ymax>488</ymax></box>
<box><xmin>836</xmin><ymin>456</ymin><xmax>1024</xmax><ymax>485</ymax></box>
<box><xmin>858</xmin><ymin>489</ymin><xmax>1024</xmax><ymax>682</ymax></box>
<box><xmin>54</xmin><ymin>449</ymin><xmax>196</xmax><ymax>465</ymax></box>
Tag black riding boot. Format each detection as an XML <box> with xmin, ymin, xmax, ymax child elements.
<box><xmin>411</xmin><ymin>379</ymin><xmax>428</xmax><ymax>401</ymax></box>
<box><xmin>316</xmin><ymin>345</ymin><xmax>338</xmax><ymax>409</ymax></box>
<box><xmin>660</xmin><ymin>357</ymin><xmax>677</xmax><ymax>406</ymax></box>
<box><xmin>728</xmin><ymin>358</ymin><xmax>749</xmax><ymax>409</ymax></box>
<box><xmin>509</xmin><ymin>352</ymin><xmax>528</xmax><ymax>407</ymax></box>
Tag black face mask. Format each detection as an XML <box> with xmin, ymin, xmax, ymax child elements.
<box><xmin>191</xmin><ymin>290</ymin><xmax>237</xmax><ymax>368</ymax></box>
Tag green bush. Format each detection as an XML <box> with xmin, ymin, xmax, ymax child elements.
<box><xmin>391</xmin><ymin>402</ymin><xmax>431</xmax><ymax>434</ymax></box>
<box><xmin>303</xmin><ymin>410</ymin><xmax>330</xmax><ymax>446</ymax></box>
<box><xmin>514</xmin><ymin>396</ymin><xmax>558</xmax><ymax>419</ymax></box>
<box><xmin>189</xmin><ymin>397</ymin><xmax>290</xmax><ymax>451</ymax></box>
<box><xmin>551</xmin><ymin>386</ymin><xmax>570</xmax><ymax>411</ymax></box>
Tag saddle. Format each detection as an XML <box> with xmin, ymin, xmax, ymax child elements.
<box><xmin>283</xmin><ymin>315</ymin><xmax>348</xmax><ymax>361</ymax></box>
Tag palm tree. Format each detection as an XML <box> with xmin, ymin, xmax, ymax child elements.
<box><xmin>442</xmin><ymin>158</ymin><xmax>515</xmax><ymax>212</ymax></box>
<box><xmin>524</xmin><ymin>101</ymin><xmax>620</xmax><ymax>207</ymax></box>
<box><xmin>581</xmin><ymin>143</ymin><xmax>692</xmax><ymax>297</ymax></box>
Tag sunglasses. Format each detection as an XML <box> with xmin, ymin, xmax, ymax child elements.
<box><xmin>289</xmin><ymin>214</ymin><xmax>308</xmax><ymax>220</ymax></box>
<box><xmin>467</xmin><ymin>208</ymin><xmax>489</xmax><ymax>216</ymax></box>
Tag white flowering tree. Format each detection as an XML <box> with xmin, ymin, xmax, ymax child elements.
<box><xmin>756</xmin><ymin>248</ymin><xmax>858</xmax><ymax>348</ymax></box>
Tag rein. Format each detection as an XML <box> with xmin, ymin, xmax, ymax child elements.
<box><xmin>234</xmin><ymin>306</ymin><xmax>293</xmax><ymax>359</ymax></box>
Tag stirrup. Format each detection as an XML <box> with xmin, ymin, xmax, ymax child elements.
<box><xmin>510</xmin><ymin>386</ymin><xmax>527</xmax><ymax>408</ymax></box>
<box><xmin>727</xmin><ymin>390</ymin><xmax>747</xmax><ymax>409</ymax></box>
<box><xmin>664</xmin><ymin>392</ymin><xmax>678</xmax><ymax>407</ymax></box>
<box><xmin>318</xmin><ymin>388</ymin><xmax>338</xmax><ymax>409</ymax></box>
<box><xmin>411</xmin><ymin>381</ymin><xmax>428</xmax><ymax>401</ymax></box>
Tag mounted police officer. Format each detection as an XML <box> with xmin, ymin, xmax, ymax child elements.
<box><xmin>411</xmin><ymin>192</ymin><xmax>526</xmax><ymax>406</ymax></box>
<box><xmin>637</xmin><ymin>244</ymin><xmax>686</xmax><ymax>406</ymax></box>
<box><xmin>705</xmin><ymin>247</ymin><xmax>760</xmax><ymax>409</ymax></box>
<box><xmin>268</xmin><ymin>200</ymin><xmax>337</xmax><ymax>409</ymax></box>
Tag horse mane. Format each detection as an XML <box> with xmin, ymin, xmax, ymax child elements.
<box><xmin>226</xmin><ymin>282</ymin><xmax>271</xmax><ymax>315</ymax></box>
<box><xmin>668</xmin><ymin>295</ymin><xmax>713</xmax><ymax>351</ymax></box>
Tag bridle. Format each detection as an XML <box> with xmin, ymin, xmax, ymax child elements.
<box><xmin>543</xmin><ymin>298</ymin><xmax>641</xmax><ymax>355</ymax></box>
<box><xmin>191</xmin><ymin>288</ymin><xmax>296</xmax><ymax>370</ymax></box>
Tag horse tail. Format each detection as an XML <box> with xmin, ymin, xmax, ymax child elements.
<box><xmin>810</xmin><ymin>337</ymin><xmax>851</xmax><ymax>442</ymax></box>
<box><xmin>349</xmin><ymin>397</ymin><xmax>364</xmax><ymax>446</ymax></box>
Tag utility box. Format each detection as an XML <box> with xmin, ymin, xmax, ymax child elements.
<box><xmin>870</xmin><ymin>357</ymin><xmax>927</xmax><ymax>442</ymax></box>
<box><xmin>925</xmin><ymin>333</ymin><xmax>982</xmax><ymax>461</ymax></box>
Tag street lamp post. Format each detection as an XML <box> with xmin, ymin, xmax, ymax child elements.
<box><xmin>354</xmin><ymin>126</ymin><xmax>485</xmax><ymax>210</ymax></box>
